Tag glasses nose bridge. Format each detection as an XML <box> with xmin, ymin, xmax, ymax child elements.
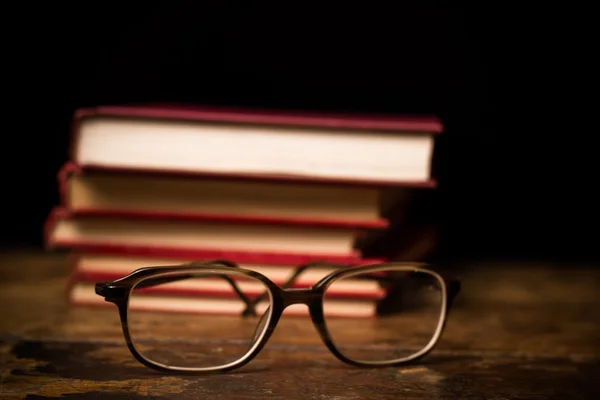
<box><xmin>281</xmin><ymin>287</ymin><xmax>320</xmax><ymax>307</ymax></box>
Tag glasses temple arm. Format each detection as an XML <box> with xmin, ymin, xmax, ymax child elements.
<box><xmin>284</xmin><ymin>261</ymin><xmax>353</xmax><ymax>289</ymax></box>
<box><xmin>135</xmin><ymin>260</ymin><xmax>260</xmax><ymax>317</ymax></box>
<box><xmin>189</xmin><ymin>259</ymin><xmax>264</xmax><ymax>316</ymax></box>
<box><xmin>445</xmin><ymin>278</ymin><xmax>461</xmax><ymax>313</ymax></box>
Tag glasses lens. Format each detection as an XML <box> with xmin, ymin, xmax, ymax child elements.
<box><xmin>127</xmin><ymin>270</ymin><xmax>273</xmax><ymax>370</ymax></box>
<box><xmin>323</xmin><ymin>266</ymin><xmax>445</xmax><ymax>363</ymax></box>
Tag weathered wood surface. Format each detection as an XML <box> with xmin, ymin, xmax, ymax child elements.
<box><xmin>0</xmin><ymin>250</ymin><xmax>599</xmax><ymax>399</ymax></box>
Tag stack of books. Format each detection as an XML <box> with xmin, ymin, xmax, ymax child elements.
<box><xmin>44</xmin><ymin>104</ymin><xmax>442</xmax><ymax>318</ymax></box>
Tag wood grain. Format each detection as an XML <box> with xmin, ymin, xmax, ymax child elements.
<box><xmin>0</xmin><ymin>250</ymin><xmax>598</xmax><ymax>399</ymax></box>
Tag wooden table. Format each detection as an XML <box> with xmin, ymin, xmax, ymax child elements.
<box><xmin>1</xmin><ymin>250</ymin><xmax>598</xmax><ymax>399</ymax></box>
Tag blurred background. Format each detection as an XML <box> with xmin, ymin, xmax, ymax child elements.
<box><xmin>1</xmin><ymin>2</ymin><xmax>596</xmax><ymax>265</ymax></box>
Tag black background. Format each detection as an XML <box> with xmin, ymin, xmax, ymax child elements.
<box><xmin>2</xmin><ymin>2</ymin><xmax>596</xmax><ymax>263</ymax></box>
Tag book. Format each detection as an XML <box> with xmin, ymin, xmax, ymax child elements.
<box><xmin>69</xmin><ymin>105</ymin><xmax>442</xmax><ymax>184</ymax></box>
<box><xmin>47</xmin><ymin>104</ymin><xmax>443</xmax><ymax>319</ymax></box>
<box><xmin>70</xmin><ymin>252</ymin><xmax>386</xmax><ymax>296</ymax></box>
<box><xmin>45</xmin><ymin>207</ymin><xmax>374</xmax><ymax>258</ymax></box>
<box><xmin>68</xmin><ymin>280</ymin><xmax>381</xmax><ymax>318</ymax></box>
<box><xmin>58</xmin><ymin>162</ymin><xmax>389</xmax><ymax>229</ymax></box>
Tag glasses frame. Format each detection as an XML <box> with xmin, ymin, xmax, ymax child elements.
<box><xmin>95</xmin><ymin>260</ymin><xmax>461</xmax><ymax>374</ymax></box>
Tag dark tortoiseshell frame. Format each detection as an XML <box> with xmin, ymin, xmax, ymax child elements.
<box><xmin>95</xmin><ymin>260</ymin><xmax>461</xmax><ymax>374</ymax></box>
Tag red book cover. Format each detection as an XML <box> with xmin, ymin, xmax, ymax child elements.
<box><xmin>72</xmin><ymin>104</ymin><xmax>443</xmax><ymax>139</ymax></box>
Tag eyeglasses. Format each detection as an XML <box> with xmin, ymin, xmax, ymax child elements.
<box><xmin>95</xmin><ymin>260</ymin><xmax>461</xmax><ymax>374</ymax></box>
